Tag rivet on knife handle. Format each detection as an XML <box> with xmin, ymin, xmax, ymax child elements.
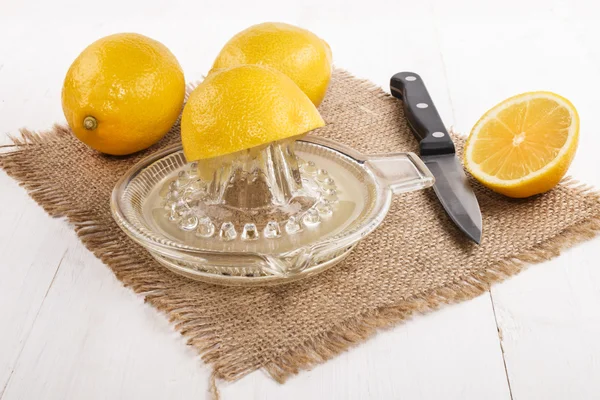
<box><xmin>390</xmin><ymin>72</ymin><xmax>455</xmax><ymax>157</ymax></box>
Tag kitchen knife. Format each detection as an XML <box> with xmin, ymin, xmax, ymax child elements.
<box><xmin>390</xmin><ymin>72</ymin><xmax>482</xmax><ymax>243</ymax></box>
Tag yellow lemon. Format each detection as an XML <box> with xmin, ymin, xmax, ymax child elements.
<box><xmin>211</xmin><ymin>22</ymin><xmax>332</xmax><ymax>106</ymax></box>
<box><xmin>62</xmin><ymin>33</ymin><xmax>185</xmax><ymax>155</ymax></box>
<box><xmin>464</xmin><ymin>91</ymin><xmax>579</xmax><ymax>198</ymax></box>
<box><xmin>181</xmin><ymin>64</ymin><xmax>325</xmax><ymax>161</ymax></box>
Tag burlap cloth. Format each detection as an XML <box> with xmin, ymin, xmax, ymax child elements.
<box><xmin>2</xmin><ymin>70</ymin><xmax>600</xmax><ymax>396</ymax></box>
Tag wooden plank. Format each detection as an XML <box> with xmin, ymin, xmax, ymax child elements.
<box><xmin>491</xmin><ymin>250</ymin><xmax>600</xmax><ymax>400</ymax></box>
<box><xmin>1</xmin><ymin>243</ymin><xmax>209</xmax><ymax>399</ymax></box>
<box><xmin>0</xmin><ymin>174</ymin><xmax>71</xmax><ymax>395</ymax></box>
<box><xmin>432</xmin><ymin>0</ymin><xmax>600</xmax><ymax>398</ymax></box>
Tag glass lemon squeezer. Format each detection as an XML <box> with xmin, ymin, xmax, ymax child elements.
<box><xmin>111</xmin><ymin>136</ymin><xmax>434</xmax><ymax>286</ymax></box>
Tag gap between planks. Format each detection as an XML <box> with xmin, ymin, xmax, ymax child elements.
<box><xmin>489</xmin><ymin>290</ymin><xmax>514</xmax><ymax>400</ymax></box>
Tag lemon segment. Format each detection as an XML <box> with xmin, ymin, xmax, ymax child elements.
<box><xmin>181</xmin><ymin>65</ymin><xmax>325</xmax><ymax>161</ymax></box>
<box><xmin>464</xmin><ymin>91</ymin><xmax>579</xmax><ymax>198</ymax></box>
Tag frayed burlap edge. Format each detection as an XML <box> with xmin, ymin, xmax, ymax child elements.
<box><xmin>2</xmin><ymin>119</ymin><xmax>600</xmax><ymax>395</ymax></box>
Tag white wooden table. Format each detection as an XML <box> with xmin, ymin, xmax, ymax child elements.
<box><xmin>2</xmin><ymin>1</ymin><xmax>600</xmax><ymax>398</ymax></box>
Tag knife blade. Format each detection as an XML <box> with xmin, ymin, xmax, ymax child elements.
<box><xmin>390</xmin><ymin>72</ymin><xmax>482</xmax><ymax>243</ymax></box>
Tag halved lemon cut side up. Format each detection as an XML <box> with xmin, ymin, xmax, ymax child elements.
<box><xmin>464</xmin><ymin>92</ymin><xmax>579</xmax><ymax>198</ymax></box>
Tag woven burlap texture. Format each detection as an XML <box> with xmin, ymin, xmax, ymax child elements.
<box><xmin>2</xmin><ymin>70</ymin><xmax>600</xmax><ymax>391</ymax></box>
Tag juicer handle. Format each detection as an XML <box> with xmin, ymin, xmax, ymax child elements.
<box><xmin>364</xmin><ymin>152</ymin><xmax>435</xmax><ymax>194</ymax></box>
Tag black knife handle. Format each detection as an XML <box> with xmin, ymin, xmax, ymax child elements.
<box><xmin>390</xmin><ymin>72</ymin><xmax>455</xmax><ymax>156</ymax></box>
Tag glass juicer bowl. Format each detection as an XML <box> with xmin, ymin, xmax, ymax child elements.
<box><xmin>111</xmin><ymin>136</ymin><xmax>434</xmax><ymax>286</ymax></box>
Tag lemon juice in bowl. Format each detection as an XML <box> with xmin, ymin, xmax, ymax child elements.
<box><xmin>148</xmin><ymin>138</ymin><xmax>363</xmax><ymax>255</ymax></box>
<box><xmin>112</xmin><ymin>130</ymin><xmax>433</xmax><ymax>285</ymax></box>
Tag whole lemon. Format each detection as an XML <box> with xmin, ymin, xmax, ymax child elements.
<box><xmin>211</xmin><ymin>22</ymin><xmax>332</xmax><ymax>107</ymax></box>
<box><xmin>62</xmin><ymin>33</ymin><xmax>185</xmax><ymax>155</ymax></box>
<box><xmin>181</xmin><ymin>64</ymin><xmax>325</xmax><ymax>161</ymax></box>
